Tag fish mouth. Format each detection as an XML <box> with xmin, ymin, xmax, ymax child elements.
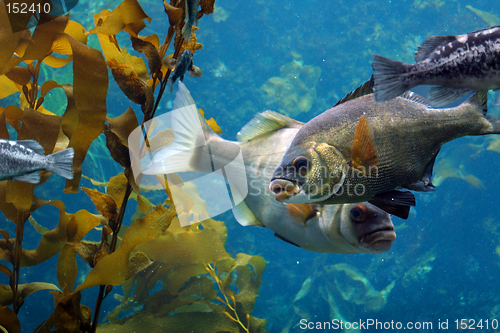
<box><xmin>359</xmin><ymin>227</ymin><xmax>396</xmax><ymax>252</ymax></box>
<box><xmin>269</xmin><ymin>179</ymin><xmax>301</xmax><ymax>202</ymax></box>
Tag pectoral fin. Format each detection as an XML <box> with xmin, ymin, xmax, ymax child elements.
<box><xmin>351</xmin><ymin>115</ymin><xmax>378</xmax><ymax>175</ymax></box>
<box><xmin>285</xmin><ymin>203</ymin><xmax>317</xmax><ymax>225</ymax></box>
<box><xmin>369</xmin><ymin>190</ymin><xmax>416</xmax><ymax>219</ymax></box>
<box><xmin>404</xmin><ymin>152</ymin><xmax>438</xmax><ymax>192</ymax></box>
<box><xmin>13</xmin><ymin>171</ymin><xmax>40</xmax><ymax>184</ymax></box>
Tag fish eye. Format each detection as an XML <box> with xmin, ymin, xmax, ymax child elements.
<box><xmin>292</xmin><ymin>156</ymin><xmax>310</xmax><ymax>177</ymax></box>
<box><xmin>350</xmin><ymin>204</ymin><xmax>367</xmax><ymax>222</ymax></box>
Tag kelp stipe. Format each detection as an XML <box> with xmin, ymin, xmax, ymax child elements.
<box><xmin>0</xmin><ymin>1</ymin><xmax>268</xmax><ymax>332</ymax></box>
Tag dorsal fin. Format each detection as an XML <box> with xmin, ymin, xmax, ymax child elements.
<box><xmin>236</xmin><ymin>110</ymin><xmax>303</xmax><ymax>141</ymax></box>
<box><xmin>400</xmin><ymin>91</ymin><xmax>432</xmax><ymax>107</ymax></box>
<box><xmin>17</xmin><ymin>140</ymin><xmax>44</xmax><ymax>155</ymax></box>
<box><xmin>414</xmin><ymin>35</ymin><xmax>457</xmax><ymax>62</ymax></box>
<box><xmin>333</xmin><ymin>76</ymin><xmax>375</xmax><ymax>107</ymax></box>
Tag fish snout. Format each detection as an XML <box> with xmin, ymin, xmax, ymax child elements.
<box><xmin>269</xmin><ymin>179</ymin><xmax>300</xmax><ymax>202</ymax></box>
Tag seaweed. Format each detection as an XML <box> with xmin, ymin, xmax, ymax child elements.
<box><xmin>0</xmin><ymin>1</ymin><xmax>267</xmax><ymax>332</ymax></box>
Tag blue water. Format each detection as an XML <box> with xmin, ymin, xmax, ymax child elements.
<box><xmin>3</xmin><ymin>0</ymin><xmax>500</xmax><ymax>332</ymax></box>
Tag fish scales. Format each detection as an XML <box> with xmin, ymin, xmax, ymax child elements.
<box><xmin>0</xmin><ymin>141</ymin><xmax>45</xmax><ymax>179</ymax></box>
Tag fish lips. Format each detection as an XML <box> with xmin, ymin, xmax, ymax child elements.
<box><xmin>269</xmin><ymin>178</ymin><xmax>301</xmax><ymax>201</ymax></box>
<box><xmin>359</xmin><ymin>226</ymin><xmax>396</xmax><ymax>253</ymax></box>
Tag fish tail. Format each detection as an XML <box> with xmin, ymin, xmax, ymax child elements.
<box><xmin>142</xmin><ymin>81</ymin><xmax>224</xmax><ymax>175</ymax></box>
<box><xmin>462</xmin><ymin>91</ymin><xmax>500</xmax><ymax>134</ymax></box>
<box><xmin>486</xmin><ymin>116</ymin><xmax>500</xmax><ymax>134</ymax></box>
<box><xmin>182</xmin><ymin>22</ymin><xmax>193</xmax><ymax>41</ymax></box>
<box><xmin>371</xmin><ymin>54</ymin><xmax>413</xmax><ymax>102</ymax></box>
<box><xmin>46</xmin><ymin>148</ymin><xmax>74</xmax><ymax>179</ymax></box>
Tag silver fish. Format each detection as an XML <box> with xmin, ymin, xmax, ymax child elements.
<box><xmin>372</xmin><ymin>25</ymin><xmax>500</xmax><ymax>106</ymax></box>
<box><xmin>269</xmin><ymin>79</ymin><xmax>500</xmax><ymax>219</ymax></box>
<box><xmin>142</xmin><ymin>82</ymin><xmax>396</xmax><ymax>254</ymax></box>
<box><xmin>182</xmin><ymin>0</ymin><xmax>201</xmax><ymax>41</ymax></box>
<box><xmin>0</xmin><ymin>139</ymin><xmax>74</xmax><ymax>184</ymax></box>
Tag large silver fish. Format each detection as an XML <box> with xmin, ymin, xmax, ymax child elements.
<box><xmin>269</xmin><ymin>79</ymin><xmax>500</xmax><ymax>219</ymax></box>
<box><xmin>372</xmin><ymin>25</ymin><xmax>500</xmax><ymax>106</ymax></box>
<box><xmin>142</xmin><ymin>82</ymin><xmax>396</xmax><ymax>254</ymax></box>
<box><xmin>0</xmin><ymin>139</ymin><xmax>74</xmax><ymax>183</ymax></box>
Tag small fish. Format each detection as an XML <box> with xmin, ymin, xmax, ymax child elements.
<box><xmin>269</xmin><ymin>78</ymin><xmax>500</xmax><ymax>219</ymax></box>
<box><xmin>182</xmin><ymin>0</ymin><xmax>201</xmax><ymax>41</ymax></box>
<box><xmin>141</xmin><ymin>82</ymin><xmax>396</xmax><ymax>253</ymax></box>
<box><xmin>164</xmin><ymin>50</ymin><xmax>202</xmax><ymax>91</ymax></box>
<box><xmin>372</xmin><ymin>25</ymin><xmax>500</xmax><ymax>106</ymax></box>
<box><xmin>0</xmin><ymin>139</ymin><xmax>74</xmax><ymax>184</ymax></box>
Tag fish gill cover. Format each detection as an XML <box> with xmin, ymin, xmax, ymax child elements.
<box><xmin>0</xmin><ymin>0</ymin><xmax>267</xmax><ymax>332</ymax></box>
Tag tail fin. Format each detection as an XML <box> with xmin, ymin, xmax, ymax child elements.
<box><xmin>486</xmin><ymin>115</ymin><xmax>500</xmax><ymax>134</ymax></box>
<box><xmin>46</xmin><ymin>148</ymin><xmax>74</xmax><ymax>179</ymax></box>
<box><xmin>461</xmin><ymin>91</ymin><xmax>500</xmax><ymax>135</ymax></box>
<box><xmin>371</xmin><ymin>54</ymin><xmax>412</xmax><ymax>102</ymax></box>
<box><xmin>143</xmin><ymin>81</ymin><xmax>223</xmax><ymax>175</ymax></box>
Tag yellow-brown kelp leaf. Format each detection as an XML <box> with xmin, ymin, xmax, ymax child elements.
<box><xmin>0</xmin><ymin>183</ymin><xmax>20</xmax><ymax>222</ymax></box>
<box><xmin>88</xmin><ymin>0</ymin><xmax>150</xmax><ymax>36</ymax></box>
<box><xmin>57</xmin><ymin>210</ymin><xmax>101</xmax><ymax>291</ymax></box>
<box><xmin>0</xmin><ymin>282</ymin><xmax>60</xmax><ymax>306</ymax></box>
<box><xmin>0</xmin><ymin>108</ymin><xmax>8</xmax><ymax>139</ymax></box>
<box><xmin>28</xmin><ymin>216</ymin><xmax>49</xmax><ymax>235</ymax></box>
<box><xmin>0</xmin><ymin>305</ymin><xmax>20</xmax><ymax>333</ymax></box>
<box><xmin>51</xmin><ymin>20</ymin><xmax>88</xmax><ymax>55</ymax></box>
<box><xmin>233</xmin><ymin>254</ymin><xmax>266</xmax><ymax>314</ymax></box>
<box><xmin>5</xmin><ymin>66</ymin><xmax>31</xmax><ymax>86</ymax></box>
<box><xmin>82</xmin><ymin>188</ymin><xmax>118</xmax><ymax>221</ymax></box>
<box><xmin>0</xmin><ymin>4</ymin><xmax>31</xmax><ymax>74</ymax></box>
<box><xmin>107</xmin><ymin>58</ymin><xmax>148</xmax><ymax>105</ymax></box>
<box><xmin>21</xmin><ymin>15</ymin><xmax>69</xmax><ymax>62</ymax></box>
<box><xmin>37</xmin><ymin>291</ymin><xmax>91</xmax><ymax>332</ymax></box>
<box><xmin>0</xmin><ymin>75</ymin><xmax>19</xmax><ymax>100</ymax></box>
<box><xmin>21</xmin><ymin>199</ymin><xmax>73</xmax><ymax>267</ymax></box>
<box><xmin>163</xmin><ymin>1</ymin><xmax>183</xmax><ymax>26</ymax></box>
<box><xmin>97</xmin><ymin>312</ymin><xmax>248</xmax><ymax>333</ymax></box>
<box><xmin>466</xmin><ymin>5</ymin><xmax>500</xmax><ymax>26</ymax></box>
<box><xmin>2</xmin><ymin>105</ymin><xmax>23</xmax><ymax>133</ymax></box>
<box><xmin>176</xmin><ymin>26</ymin><xmax>204</xmax><ymax>54</ymax></box>
<box><xmin>42</xmin><ymin>20</ymin><xmax>88</xmax><ymax>68</ymax></box>
<box><xmin>135</xmin><ymin>220</ymin><xmax>230</xmax><ymax>269</ymax></box>
<box><xmin>199</xmin><ymin>108</ymin><xmax>222</xmax><ymax>134</ymax></box>
<box><xmin>131</xmin><ymin>36</ymin><xmax>162</xmax><ymax>74</ymax></box>
<box><xmin>106</xmin><ymin>106</ymin><xmax>139</xmax><ymax>149</ymax></box>
<box><xmin>125</xmin><ymin>251</ymin><xmax>153</xmax><ymax>280</ymax></box>
<box><xmin>75</xmin><ymin>205</ymin><xmax>174</xmax><ymax>292</ymax></box>
<box><xmin>107</xmin><ymin>173</ymin><xmax>129</xmax><ymax>209</ymax></box>
<box><xmin>64</xmin><ymin>35</ymin><xmax>108</xmax><ymax>193</ymax></box>
<box><xmin>200</xmin><ymin>0</ymin><xmax>216</xmax><ymax>15</ymax></box>
<box><xmin>104</xmin><ymin>125</ymin><xmax>131</xmax><ymax>168</ymax></box>
<box><xmin>18</xmin><ymin>107</ymin><xmax>62</xmax><ymax>158</ymax></box>
<box><xmin>5</xmin><ymin>181</ymin><xmax>34</xmax><ymax>212</ymax></box>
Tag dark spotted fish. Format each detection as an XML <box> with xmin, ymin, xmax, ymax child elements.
<box><xmin>165</xmin><ymin>50</ymin><xmax>202</xmax><ymax>91</ymax></box>
<box><xmin>0</xmin><ymin>139</ymin><xmax>74</xmax><ymax>184</ymax></box>
<box><xmin>372</xmin><ymin>25</ymin><xmax>500</xmax><ymax>106</ymax></box>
